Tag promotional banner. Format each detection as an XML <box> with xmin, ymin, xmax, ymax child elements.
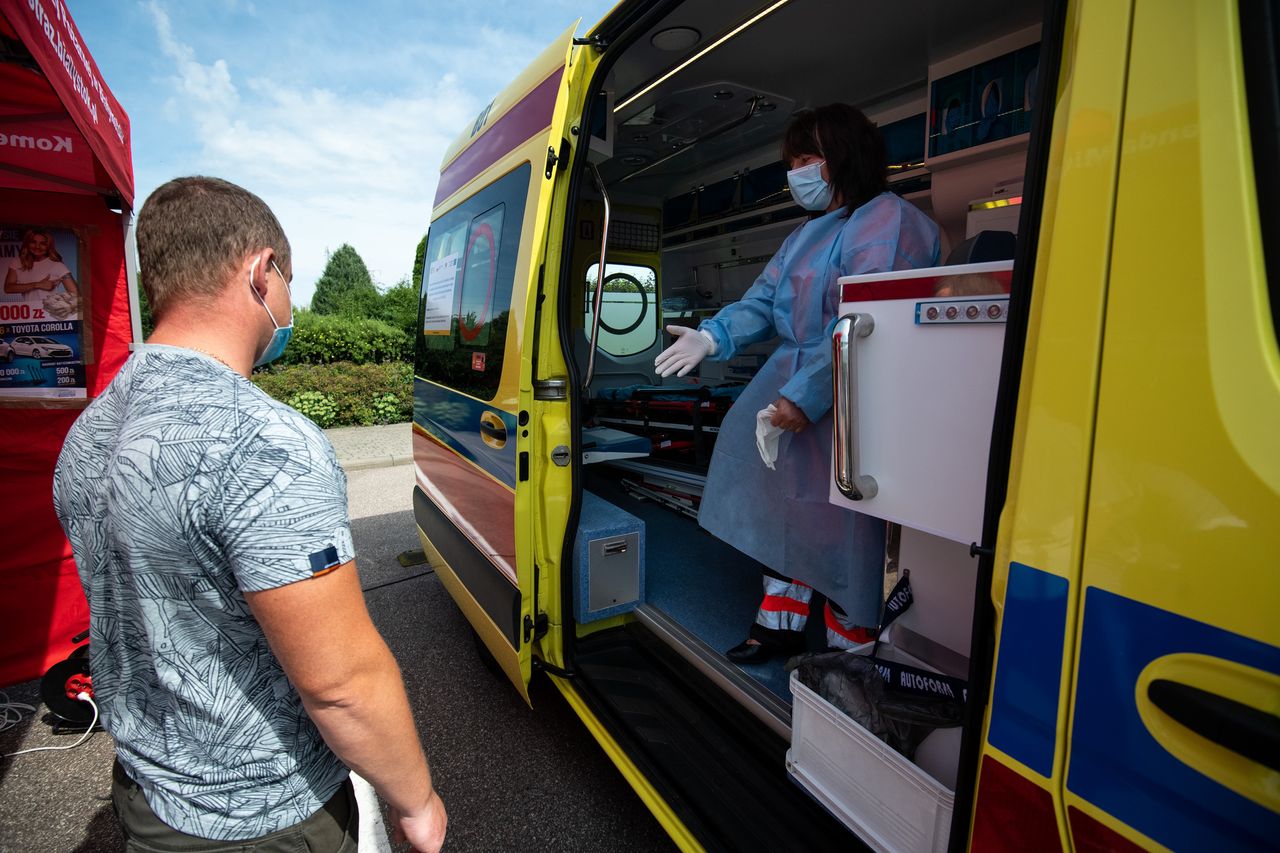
<box><xmin>0</xmin><ymin>0</ymin><xmax>134</xmax><ymax>205</ymax></box>
<box><xmin>0</xmin><ymin>224</ymin><xmax>86</xmax><ymax>399</ymax></box>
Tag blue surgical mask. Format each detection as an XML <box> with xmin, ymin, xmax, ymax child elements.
<box><xmin>787</xmin><ymin>160</ymin><xmax>834</xmax><ymax>211</ymax></box>
<box><xmin>250</xmin><ymin>258</ymin><xmax>293</xmax><ymax>367</ymax></box>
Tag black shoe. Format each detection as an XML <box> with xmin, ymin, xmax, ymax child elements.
<box><xmin>726</xmin><ymin>640</ymin><xmax>775</xmax><ymax>664</ymax></box>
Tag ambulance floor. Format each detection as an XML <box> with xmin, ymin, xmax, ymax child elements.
<box><xmin>583</xmin><ymin>470</ymin><xmax>795</xmax><ymax>702</ymax></box>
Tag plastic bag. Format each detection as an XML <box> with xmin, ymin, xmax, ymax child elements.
<box><xmin>788</xmin><ymin>650</ymin><xmax>965</xmax><ymax>759</ymax></box>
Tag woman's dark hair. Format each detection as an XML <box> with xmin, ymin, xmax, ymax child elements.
<box><xmin>782</xmin><ymin>103</ymin><xmax>887</xmax><ymax>215</ymax></box>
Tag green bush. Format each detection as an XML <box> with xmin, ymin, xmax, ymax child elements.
<box><xmin>285</xmin><ymin>391</ymin><xmax>339</xmax><ymax>428</ymax></box>
<box><xmin>376</xmin><ymin>278</ymin><xmax>420</xmax><ymax>345</ymax></box>
<box><xmin>367</xmin><ymin>393</ymin><xmax>402</xmax><ymax>425</ymax></box>
<box><xmin>281</xmin><ymin>310</ymin><xmax>411</xmax><ymax>366</ymax></box>
<box><xmin>253</xmin><ymin>361</ymin><xmax>414</xmax><ymax>428</ymax></box>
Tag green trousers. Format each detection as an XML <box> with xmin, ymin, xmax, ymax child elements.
<box><xmin>111</xmin><ymin>760</ymin><xmax>359</xmax><ymax>852</ymax></box>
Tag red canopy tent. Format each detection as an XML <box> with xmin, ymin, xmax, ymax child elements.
<box><xmin>0</xmin><ymin>0</ymin><xmax>136</xmax><ymax>686</ymax></box>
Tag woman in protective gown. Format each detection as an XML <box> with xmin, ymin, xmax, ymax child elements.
<box><xmin>655</xmin><ymin>104</ymin><xmax>940</xmax><ymax>662</ymax></box>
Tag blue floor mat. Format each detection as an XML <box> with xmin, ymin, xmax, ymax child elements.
<box><xmin>583</xmin><ymin>472</ymin><xmax>794</xmax><ymax>701</ymax></box>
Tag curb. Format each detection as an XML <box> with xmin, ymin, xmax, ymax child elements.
<box><xmin>339</xmin><ymin>453</ymin><xmax>414</xmax><ymax>472</ymax></box>
<box><xmin>351</xmin><ymin>773</ymin><xmax>393</xmax><ymax>853</ymax></box>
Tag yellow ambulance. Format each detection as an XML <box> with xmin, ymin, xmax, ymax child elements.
<box><xmin>410</xmin><ymin>0</ymin><xmax>1280</xmax><ymax>849</ymax></box>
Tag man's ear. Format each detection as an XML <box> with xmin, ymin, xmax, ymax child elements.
<box><xmin>247</xmin><ymin>250</ymin><xmax>275</xmax><ymax>296</ymax></box>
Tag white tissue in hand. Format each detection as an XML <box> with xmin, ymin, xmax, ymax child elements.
<box><xmin>755</xmin><ymin>405</ymin><xmax>784</xmax><ymax>470</ymax></box>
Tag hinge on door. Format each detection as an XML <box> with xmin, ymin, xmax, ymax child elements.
<box><xmin>544</xmin><ymin>138</ymin><xmax>570</xmax><ymax>179</ymax></box>
<box><xmin>523</xmin><ymin>613</ymin><xmax>550</xmax><ymax>643</ymax></box>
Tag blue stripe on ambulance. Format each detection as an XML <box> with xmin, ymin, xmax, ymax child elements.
<box><xmin>413</xmin><ymin>378</ymin><xmax>517</xmax><ymax>489</ymax></box>
<box><xmin>987</xmin><ymin>561</ymin><xmax>1070</xmax><ymax>778</ymax></box>
<box><xmin>1068</xmin><ymin>587</ymin><xmax>1280</xmax><ymax>850</ymax></box>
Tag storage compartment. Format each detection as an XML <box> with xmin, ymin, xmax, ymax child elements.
<box><xmin>573</xmin><ymin>492</ymin><xmax>645</xmax><ymax>622</ymax></box>
<box><xmin>786</xmin><ymin>638</ymin><xmax>960</xmax><ymax>853</ymax></box>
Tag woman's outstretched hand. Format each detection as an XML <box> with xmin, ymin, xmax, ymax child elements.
<box><xmin>654</xmin><ymin>326</ymin><xmax>715</xmax><ymax>378</ymax></box>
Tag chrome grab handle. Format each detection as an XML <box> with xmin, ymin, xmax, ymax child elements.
<box><xmin>584</xmin><ymin>163</ymin><xmax>611</xmax><ymax>392</ymax></box>
<box><xmin>832</xmin><ymin>313</ymin><xmax>877</xmax><ymax>501</ymax></box>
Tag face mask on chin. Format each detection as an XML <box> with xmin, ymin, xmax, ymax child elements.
<box><xmin>786</xmin><ymin>160</ymin><xmax>835</xmax><ymax>211</ymax></box>
<box><xmin>249</xmin><ymin>257</ymin><xmax>293</xmax><ymax>367</ymax></box>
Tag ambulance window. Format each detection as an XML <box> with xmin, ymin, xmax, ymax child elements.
<box><xmin>1240</xmin><ymin>0</ymin><xmax>1279</xmax><ymax>340</ymax></box>
<box><xmin>585</xmin><ymin>262</ymin><xmax>658</xmax><ymax>356</ymax></box>
<box><xmin>457</xmin><ymin>205</ymin><xmax>504</xmax><ymax>348</ymax></box>
<box><xmin>415</xmin><ymin>162</ymin><xmax>530</xmax><ymax>401</ymax></box>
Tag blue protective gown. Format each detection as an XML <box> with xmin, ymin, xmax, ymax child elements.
<box><xmin>697</xmin><ymin>192</ymin><xmax>940</xmax><ymax>625</ymax></box>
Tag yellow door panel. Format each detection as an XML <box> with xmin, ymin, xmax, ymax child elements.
<box><xmin>1062</xmin><ymin>0</ymin><xmax>1280</xmax><ymax>849</ymax></box>
<box><xmin>414</xmin><ymin>23</ymin><xmax>585</xmax><ymax>701</ymax></box>
<box><xmin>970</xmin><ymin>0</ymin><xmax>1134</xmax><ymax>848</ymax></box>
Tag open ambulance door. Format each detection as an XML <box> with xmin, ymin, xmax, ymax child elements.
<box><xmin>1059</xmin><ymin>2</ymin><xmax>1280</xmax><ymax>849</ymax></box>
<box><xmin>413</xmin><ymin>23</ymin><xmax>588</xmax><ymax>703</ymax></box>
<box><xmin>969</xmin><ymin>1</ymin><xmax>1279</xmax><ymax>849</ymax></box>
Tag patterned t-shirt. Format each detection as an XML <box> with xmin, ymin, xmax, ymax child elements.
<box><xmin>52</xmin><ymin>345</ymin><xmax>352</xmax><ymax>841</ymax></box>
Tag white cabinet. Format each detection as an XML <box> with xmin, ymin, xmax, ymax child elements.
<box><xmin>829</xmin><ymin>261</ymin><xmax>1012</xmax><ymax>545</ymax></box>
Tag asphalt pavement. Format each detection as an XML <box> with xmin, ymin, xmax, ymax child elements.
<box><xmin>0</xmin><ymin>423</ymin><xmax>674</xmax><ymax>853</ymax></box>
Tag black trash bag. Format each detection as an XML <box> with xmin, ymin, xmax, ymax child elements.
<box><xmin>788</xmin><ymin>650</ymin><xmax>965</xmax><ymax>761</ymax></box>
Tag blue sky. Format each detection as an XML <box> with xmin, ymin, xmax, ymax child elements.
<box><xmin>70</xmin><ymin>0</ymin><xmax>619</xmax><ymax>308</ymax></box>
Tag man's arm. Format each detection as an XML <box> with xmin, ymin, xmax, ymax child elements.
<box><xmin>244</xmin><ymin>561</ymin><xmax>446</xmax><ymax>852</ymax></box>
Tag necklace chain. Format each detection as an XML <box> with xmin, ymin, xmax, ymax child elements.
<box><xmin>188</xmin><ymin>346</ymin><xmax>234</xmax><ymax>371</ymax></box>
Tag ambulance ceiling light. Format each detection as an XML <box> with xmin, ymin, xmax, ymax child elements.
<box><xmin>651</xmin><ymin>27</ymin><xmax>700</xmax><ymax>51</ymax></box>
<box><xmin>617</xmin><ymin>0</ymin><xmax>794</xmax><ymax>113</ymax></box>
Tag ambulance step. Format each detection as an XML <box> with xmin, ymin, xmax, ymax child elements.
<box><xmin>571</xmin><ymin>624</ymin><xmax>863</xmax><ymax>852</ymax></box>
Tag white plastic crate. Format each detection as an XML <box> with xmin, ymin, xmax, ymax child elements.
<box><xmin>786</xmin><ymin>644</ymin><xmax>957</xmax><ymax>853</ymax></box>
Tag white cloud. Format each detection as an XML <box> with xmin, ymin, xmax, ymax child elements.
<box><xmin>142</xmin><ymin>2</ymin><xmax>486</xmax><ymax>306</ymax></box>
<box><xmin>147</xmin><ymin>1</ymin><xmax>238</xmax><ymax>114</ymax></box>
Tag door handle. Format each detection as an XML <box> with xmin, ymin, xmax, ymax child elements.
<box><xmin>584</xmin><ymin>162</ymin><xmax>612</xmax><ymax>392</ymax></box>
<box><xmin>1148</xmin><ymin>678</ymin><xmax>1280</xmax><ymax>772</ymax></box>
<box><xmin>479</xmin><ymin>411</ymin><xmax>507</xmax><ymax>449</ymax></box>
<box><xmin>832</xmin><ymin>313</ymin><xmax>877</xmax><ymax>500</ymax></box>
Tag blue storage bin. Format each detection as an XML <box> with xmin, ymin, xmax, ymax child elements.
<box><xmin>574</xmin><ymin>492</ymin><xmax>646</xmax><ymax>622</ymax></box>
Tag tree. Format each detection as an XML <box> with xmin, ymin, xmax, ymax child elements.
<box><xmin>137</xmin><ymin>277</ymin><xmax>155</xmax><ymax>337</ymax></box>
<box><xmin>411</xmin><ymin>233</ymin><xmax>427</xmax><ymax>291</ymax></box>
<box><xmin>311</xmin><ymin>244</ymin><xmax>380</xmax><ymax>317</ymax></box>
<box><xmin>378</xmin><ymin>275</ymin><xmax>420</xmax><ymax>345</ymax></box>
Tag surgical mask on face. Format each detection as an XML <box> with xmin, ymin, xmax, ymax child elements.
<box><xmin>249</xmin><ymin>257</ymin><xmax>293</xmax><ymax>367</ymax></box>
<box><xmin>787</xmin><ymin>160</ymin><xmax>834</xmax><ymax>211</ymax></box>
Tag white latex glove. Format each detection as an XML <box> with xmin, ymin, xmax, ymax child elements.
<box><xmin>654</xmin><ymin>326</ymin><xmax>716</xmax><ymax>378</ymax></box>
<box><xmin>755</xmin><ymin>404</ymin><xmax>784</xmax><ymax>470</ymax></box>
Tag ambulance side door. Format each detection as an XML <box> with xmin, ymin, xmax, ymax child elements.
<box><xmin>412</xmin><ymin>24</ymin><xmax>583</xmax><ymax>702</ymax></box>
<box><xmin>1061</xmin><ymin>1</ymin><xmax>1280</xmax><ymax>848</ymax></box>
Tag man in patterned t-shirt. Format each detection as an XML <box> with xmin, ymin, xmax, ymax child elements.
<box><xmin>53</xmin><ymin>177</ymin><xmax>446</xmax><ymax>852</ymax></box>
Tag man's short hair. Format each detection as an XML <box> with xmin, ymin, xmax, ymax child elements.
<box><xmin>137</xmin><ymin>176</ymin><xmax>291</xmax><ymax>318</ymax></box>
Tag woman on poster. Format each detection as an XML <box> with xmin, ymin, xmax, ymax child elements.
<box><xmin>4</xmin><ymin>228</ymin><xmax>80</xmax><ymax>319</ymax></box>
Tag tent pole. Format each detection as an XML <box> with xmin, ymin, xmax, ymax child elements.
<box><xmin>123</xmin><ymin>211</ymin><xmax>143</xmax><ymax>348</ymax></box>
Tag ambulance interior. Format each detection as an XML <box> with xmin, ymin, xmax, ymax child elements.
<box><xmin>565</xmin><ymin>0</ymin><xmax>1045</xmax><ymax>826</ymax></box>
